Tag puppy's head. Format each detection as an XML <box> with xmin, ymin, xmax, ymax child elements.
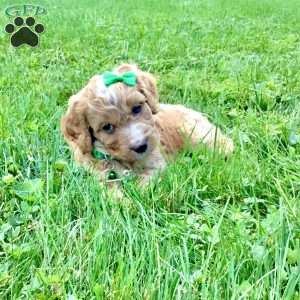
<box><xmin>61</xmin><ymin>64</ymin><xmax>159</xmax><ymax>163</ymax></box>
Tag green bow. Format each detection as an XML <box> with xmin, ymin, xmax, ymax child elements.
<box><xmin>102</xmin><ymin>71</ymin><xmax>137</xmax><ymax>87</ymax></box>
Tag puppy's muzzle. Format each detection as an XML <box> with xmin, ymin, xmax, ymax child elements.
<box><xmin>131</xmin><ymin>141</ymin><xmax>148</xmax><ymax>154</ymax></box>
<box><xmin>127</xmin><ymin>123</ymin><xmax>155</xmax><ymax>155</ymax></box>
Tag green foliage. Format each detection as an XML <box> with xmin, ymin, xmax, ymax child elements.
<box><xmin>1</xmin><ymin>0</ymin><xmax>300</xmax><ymax>299</ymax></box>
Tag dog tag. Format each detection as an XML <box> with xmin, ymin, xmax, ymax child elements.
<box><xmin>107</xmin><ymin>170</ymin><xmax>118</xmax><ymax>180</ymax></box>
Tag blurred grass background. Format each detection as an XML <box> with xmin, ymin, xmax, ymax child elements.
<box><xmin>0</xmin><ymin>0</ymin><xmax>300</xmax><ymax>299</ymax></box>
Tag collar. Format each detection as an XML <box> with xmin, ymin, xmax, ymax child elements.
<box><xmin>91</xmin><ymin>148</ymin><xmax>112</xmax><ymax>161</ymax></box>
<box><xmin>92</xmin><ymin>148</ymin><xmax>118</xmax><ymax>180</ymax></box>
<box><xmin>92</xmin><ymin>140</ymin><xmax>113</xmax><ymax>161</ymax></box>
<box><xmin>91</xmin><ymin>142</ymin><xmax>135</xmax><ymax>183</ymax></box>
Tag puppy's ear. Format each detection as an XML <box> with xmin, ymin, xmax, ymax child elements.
<box><xmin>137</xmin><ymin>70</ymin><xmax>159</xmax><ymax>114</ymax></box>
<box><xmin>116</xmin><ymin>64</ymin><xmax>159</xmax><ymax>114</ymax></box>
<box><xmin>61</xmin><ymin>94</ymin><xmax>92</xmax><ymax>155</ymax></box>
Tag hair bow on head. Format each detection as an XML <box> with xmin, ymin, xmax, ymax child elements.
<box><xmin>102</xmin><ymin>71</ymin><xmax>137</xmax><ymax>87</ymax></box>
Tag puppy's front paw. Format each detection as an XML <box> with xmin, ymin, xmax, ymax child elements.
<box><xmin>139</xmin><ymin>175</ymin><xmax>152</xmax><ymax>187</ymax></box>
<box><xmin>222</xmin><ymin>137</ymin><xmax>234</xmax><ymax>156</ymax></box>
<box><xmin>111</xmin><ymin>187</ymin><xmax>125</xmax><ymax>199</ymax></box>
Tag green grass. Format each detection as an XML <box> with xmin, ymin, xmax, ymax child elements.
<box><xmin>1</xmin><ymin>0</ymin><xmax>300</xmax><ymax>299</ymax></box>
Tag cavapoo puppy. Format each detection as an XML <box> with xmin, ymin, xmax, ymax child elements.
<box><xmin>61</xmin><ymin>64</ymin><xmax>233</xmax><ymax>193</ymax></box>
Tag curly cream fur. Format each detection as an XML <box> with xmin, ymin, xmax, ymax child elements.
<box><xmin>61</xmin><ymin>64</ymin><xmax>234</xmax><ymax>191</ymax></box>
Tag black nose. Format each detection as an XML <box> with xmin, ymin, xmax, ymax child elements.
<box><xmin>132</xmin><ymin>143</ymin><xmax>148</xmax><ymax>154</ymax></box>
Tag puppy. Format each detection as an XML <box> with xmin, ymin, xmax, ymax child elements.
<box><xmin>61</xmin><ymin>64</ymin><xmax>233</xmax><ymax>192</ymax></box>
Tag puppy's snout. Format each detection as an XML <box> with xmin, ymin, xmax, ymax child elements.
<box><xmin>127</xmin><ymin>123</ymin><xmax>153</xmax><ymax>154</ymax></box>
<box><xmin>131</xmin><ymin>142</ymin><xmax>148</xmax><ymax>154</ymax></box>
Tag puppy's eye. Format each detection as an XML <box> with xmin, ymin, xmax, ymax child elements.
<box><xmin>102</xmin><ymin>123</ymin><xmax>114</xmax><ymax>133</ymax></box>
<box><xmin>132</xmin><ymin>105</ymin><xmax>142</xmax><ymax>115</ymax></box>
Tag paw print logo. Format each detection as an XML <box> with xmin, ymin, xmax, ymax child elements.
<box><xmin>5</xmin><ymin>16</ymin><xmax>44</xmax><ymax>47</ymax></box>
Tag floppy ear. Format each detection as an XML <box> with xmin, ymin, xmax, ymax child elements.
<box><xmin>61</xmin><ymin>94</ymin><xmax>92</xmax><ymax>156</ymax></box>
<box><xmin>116</xmin><ymin>64</ymin><xmax>159</xmax><ymax>114</ymax></box>
<box><xmin>137</xmin><ymin>70</ymin><xmax>159</xmax><ymax>114</ymax></box>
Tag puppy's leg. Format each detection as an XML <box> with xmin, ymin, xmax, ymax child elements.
<box><xmin>139</xmin><ymin>169</ymin><xmax>161</xmax><ymax>186</ymax></box>
<box><xmin>182</xmin><ymin>107</ymin><xmax>234</xmax><ymax>155</ymax></box>
<box><xmin>137</xmin><ymin>149</ymin><xmax>166</xmax><ymax>186</ymax></box>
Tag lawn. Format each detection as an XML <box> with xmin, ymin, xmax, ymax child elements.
<box><xmin>1</xmin><ymin>0</ymin><xmax>300</xmax><ymax>299</ymax></box>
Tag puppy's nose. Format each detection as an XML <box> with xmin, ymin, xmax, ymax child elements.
<box><xmin>131</xmin><ymin>143</ymin><xmax>148</xmax><ymax>154</ymax></box>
